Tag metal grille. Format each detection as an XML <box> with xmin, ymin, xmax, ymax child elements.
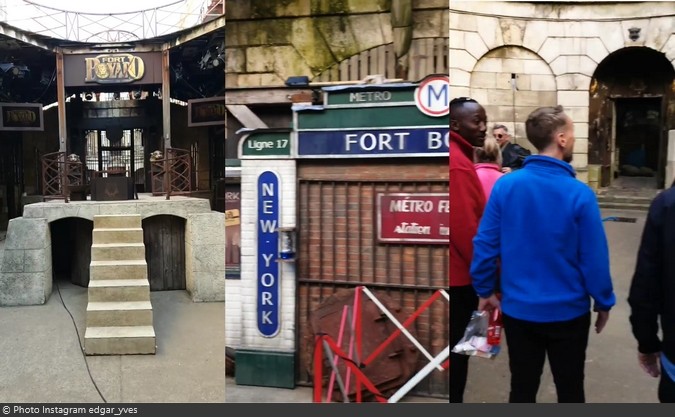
<box><xmin>297</xmin><ymin>179</ymin><xmax>449</xmax><ymax>398</ymax></box>
<box><xmin>85</xmin><ymin>129</ymin><xmax>145</xmax><ymax>190</ymax></box>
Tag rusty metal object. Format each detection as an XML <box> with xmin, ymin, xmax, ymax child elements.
<box><xmin>226</xmin><ymin>346</ymin><xmax>236</xmax><ymax>377</ymax></box>
<box><xmin>42</xmin><ymin>151</ymin><xmax>85</xmax><ymax>203</ymax></box>
<box><xmin>150</xmin><ymin>147</ymin><xmax>193</xmax><ymax>198</ymax></box>
<box><xmin>309</xmin><ymin>289</ymin><xmax>419</xmax><ymax>402</ymax></box>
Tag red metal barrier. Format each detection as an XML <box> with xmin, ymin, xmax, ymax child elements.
<box><xmin>313</xmin><ymin>286</ymin><xmax>449</xmax><ymax>403</ymax></box>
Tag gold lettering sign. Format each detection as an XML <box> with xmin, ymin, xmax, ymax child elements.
<box><xmin>195</xmin><ymin>104</ymin><xmax>226</xmax><ymax>119</ymax></box>
<box><xmin>84</xmin><ymin>54</ymin><xmax>145</xmax><ymax>84</ymax></box>
<box><xmin>6</xmin><ymin>110</ymin><xmax>36</xmax><ymax>124</ymax></box>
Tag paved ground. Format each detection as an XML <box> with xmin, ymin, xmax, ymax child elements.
<box><xmin>224</xmin><ymin>377</ymin><xmax>447</xmax><ymax>403</ymax></box>
<box><xmin>224</xmin><ymin>208</ymin><xmax>660</xmax><ymax>403</ymax></box>
<box><xmin>0</xmin><ymin>207</ymin><xmax>663</xmax><ymax>403</ymax></box>
<box><xmin>0</xmin><ymin>280</ymin><xmax>225</xmax><ymax>403</ymax></box>
<box><xmin>464</xmin><ymin>208</ymin><xmax>660</xmax><ymax>403</ymax></box>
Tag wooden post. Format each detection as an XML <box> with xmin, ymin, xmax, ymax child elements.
<box><xmin>56</xmin><ymin>51</ymin><xmax>67</xmax><ymax>153</ymax></box>
<box><xmin>162</xmin><ymin>49</ymin><xmax>171</xmax><ymax>151</ymax></box>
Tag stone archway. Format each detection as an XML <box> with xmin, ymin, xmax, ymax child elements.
<box><xmin>589</xmin><ymin>47</ymin><xmax>675</xmax><ymax>188</ymax></box>
<box><xmin>470</xmin><ymin>46</ymin><xmax>556</xmax><ymax>151</ymax></box>
<box><xmin>313</xmin><ymin>38</ymin><xmax>449</xmax><ymax>83</ymax></box>
<box><xmin>0</xmin><ymin>198</ymin><xmax>224</xmax><ymax>306</ymax></box>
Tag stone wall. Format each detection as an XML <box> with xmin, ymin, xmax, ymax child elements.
<box><xmin>0</xmin><ymin>197</ymin><xmax>224</xmax><ymax>306</ymax></box>
<box><xmin>225</xmin><ymin>0</ymin><xmax>448</xmax><ymax>87</ymax></box>
<box><xmin>450</xmin><ymin>1</ymin><xmax>675</xmax><ymax>183</ymax></box>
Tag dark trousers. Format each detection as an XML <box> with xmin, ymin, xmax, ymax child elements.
<box><xmin>502</xmin><ymin>312</ymin><xmax>591</xmax><ymax>403</ymax></box>
<box><xmin>449</xmin><ymin>285</ymin><xmax>478</xmax><ymax>403</ymax></box>
<box><xmin>660</xmin><ymin>369</ymin><xmax>675</xmax><ymax>403</ymax></box>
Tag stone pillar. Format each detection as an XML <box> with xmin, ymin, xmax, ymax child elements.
<box><xmin>666</xmin><ymin>130</ymin><xmax>675</xmax><ymax>188</ymax></box>
<box><xmin>185</xmin><ymin>212</ymin><xmax>226</xmax><ymax>302</ymax></box>
<box><xmin>0</xmin><ymin>218</ymin><xmax>52</xmax><ymax>306</ymax></box>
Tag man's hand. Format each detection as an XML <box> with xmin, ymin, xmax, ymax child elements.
<box><xmin>478</xmin><ymin>294</ymin><xmax>501</xmax><ymax>312</ymax></box>
<box><xmin>594</xmin><ymin>310</ymin><xmax>609</xmax><ymax>334</ymax></box>
<box><xmin>638</xmin><ymin>352</ymin><xmax>661</xmax><ymax>378</ymax></box>
<box><xmin>501</xmin><ymin>167</ymin><xmax>512</xmax><ymax>174</ymax></box>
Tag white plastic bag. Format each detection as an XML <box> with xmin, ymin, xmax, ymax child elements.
<box><xmin>452</xmin><ymin>310</ymin><xmax>501</xmax><ymax>359</ymax></box>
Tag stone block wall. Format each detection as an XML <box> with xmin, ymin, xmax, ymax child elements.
<box><xmin>450</xmin><ymin>1</ymin><xmax>675</xmax><ymax>183</ymax></box>
<box><xmin>0</xmin><ymin>218</ymin><xmax>52</xmax><ymax>306</ymax></box>
<box><xmin>226</xmin><ymin>0</ymin><xmax>448</xmax><ymax>87</ymax></box>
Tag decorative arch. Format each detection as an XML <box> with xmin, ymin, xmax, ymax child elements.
<box><xmin>470</xmin><ymin>45</ymin><xmax>556</xmax><ymax>150</ymax></box>
<box><xmin>313</xmin><ymin>38</ymin><xmax>448</xmax><ymax>83</ymax></box>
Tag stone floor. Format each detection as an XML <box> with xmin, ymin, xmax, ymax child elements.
<box><xmin>0</xmin><ymin>280</ymin><xmax>225</xmax><ymax>403</ymax></box>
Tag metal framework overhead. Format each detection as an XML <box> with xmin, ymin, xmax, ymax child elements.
<box><xmin>3</xmin><ymin>0</ymin><xmax>223</xmax><ymax>43</ymax></box>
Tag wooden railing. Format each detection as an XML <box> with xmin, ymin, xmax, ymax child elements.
<box><xmin>41</xmin><ymin>151</ymin><xmax>85</xmax><ymax>203</ymax></box>
<box><xmin>150</xmin><ymin>148</ymin><xmax>193</xmax><ymax>199</ymax></box>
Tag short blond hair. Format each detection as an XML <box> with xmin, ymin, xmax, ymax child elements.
<box><xmin>475</xmin><ymin>138</ymin><xmax>502</xmax><ymax>165</ymax></box>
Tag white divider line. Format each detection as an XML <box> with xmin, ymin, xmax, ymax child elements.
<box><xmin>387</xmin><ymin>346</ymin><xmax>450</xmax><ymax>404</ymax></box>
<box><xmin>440</xmin><ymin>289</ymin><xmax>449</xmax><ymax>301</ymax></box>
<box><xmin>360</xmin><ymin>286</ymin><xmax>444</xmax><ymax>371</ymax></box>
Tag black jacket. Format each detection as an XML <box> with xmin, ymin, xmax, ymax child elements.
<box><xmin>628</xmin><ymin>187</ymin><xmax>675</xmax><ymax>363</ymax></box>
<box><xmin>501</xmin><ymin>142</ymin><xmax>531</xmax><ymax>170</ymax></box>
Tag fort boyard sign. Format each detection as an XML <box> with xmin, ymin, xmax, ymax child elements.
<box><xmin>85</xmin><ymin>54</ymin><xmax>145</xmax><ymax>84</ymax></box>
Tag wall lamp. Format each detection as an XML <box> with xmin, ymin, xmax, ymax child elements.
<box><xmin>277</xmin><ymin>227</ymin><xmax>296</xmax><ymax>262</ymax></box>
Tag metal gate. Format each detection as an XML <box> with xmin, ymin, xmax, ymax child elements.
<box><xmin>85</xmin><ymin>128</ymin><xmax>145</xmax><ymax>190</ymax></box>
<box><xmin>297</xmin><ymin>178</ymin><xmax>449</xmax><ymax>398</ymax></box>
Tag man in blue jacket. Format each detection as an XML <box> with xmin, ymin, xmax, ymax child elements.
<box><xmin>628</xmin><ymin>182</ymin><xmax>675</xmax><ymax>402</ymax></box>
<box><xmin>470</xmin><ymin>105</ymin><xmax>616</xmax><ymax>403</ymax></box>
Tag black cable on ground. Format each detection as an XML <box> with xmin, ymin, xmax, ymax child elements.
<box><xmin>54</xmin><ymin>280</ymin><xmax>108</xmax><ymax>403</ymax></box>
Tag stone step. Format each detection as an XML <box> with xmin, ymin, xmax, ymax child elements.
<box><xmin>86</xmin><ymin>301</ymin><xmax>153</xmax><ymax>327</ymax></box>
<box><xmin>91</xmin><ymin>243</ymin><xmax>146</xmax><ymax>262</ymax></box>
<box><xmin>93</xmin><ymin>228</ymin><xmax>144</xmax><ymax>245</ymax></box>
<box><xmin>84</xmin><ymin>326</ymin><xmax>156</xmax><ymax>355</ymax></box>
<box><xmin>93</xmin><ymin>215</ymin><xmax>142</xmax><ymax>230</ymax></box>
<box><xmin>88</xmin><ymin>279</ymin><xmax>150</xmax><ymax>302</ymax></box>
<box><xmin>90</xmin><ymin>260</ymin><xmax>147</xmax><ymax>280</ymax></box>
<box><xmin>598</xmin><ymin>202</ymin><xmax>650</xmax><ymax>211</ymax></box>
<box><xmin>598</xmin><ymin>195</ymin><xmax>654</xmax><ymax>203</ymax></box>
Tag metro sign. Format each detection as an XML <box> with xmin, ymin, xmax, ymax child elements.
<box><xmin>415</xmin><ymin>75</ymin><xmax>449</xmax><ymax>117</ymax></box>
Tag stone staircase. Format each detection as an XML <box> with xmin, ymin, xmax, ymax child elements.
<box><xmin>595</xmin><ymin>187</ymin><xmax>660</xmax><ymax>211</ymax></box>
<box><xmin>84</xmin><ymin>214</ymin><xmax>156</xmax><ymax>355</ymax></box>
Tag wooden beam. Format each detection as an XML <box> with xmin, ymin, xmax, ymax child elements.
<box><xmin>0</xmin><ymin>22</ymin><xmax>55</xmax><ymax>51</ymax></box>
<box><xmin>56</xmin><ymin>52</ymin><xmax>67</xmax><ymax>153</ymax></box>
<box><xmin>163</xmin><ymin>15</ymin><xmax>226</xmax><ymax>49</ymax></box>
<box><xmin>225</xmin><ymin>105</ymin><xmax>267</xmax><ymax>129</ymax></box>
<box><xmin>162</xmin><ymin>49</ymin><xmax>171</xmax><ymax>150</ymax></box>
<box><xmin>223</xmin><ymin>79</ymin><xmax>404</xmax><ymax>105</ymax></box>
<box><xmin>224</xmin><ymin>89</ymin><xmax>312</xmax><ymax>105</ymax></box>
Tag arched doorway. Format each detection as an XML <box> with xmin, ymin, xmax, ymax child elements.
<box><xmin>589</xmin><ymin>47</ymin><xmax>675</xmax><ymax>189</ymax></box>
<box><xmin>50</xmin><ymin>217</ymin><xmax>93</xmax><ymax>287</ymax></box>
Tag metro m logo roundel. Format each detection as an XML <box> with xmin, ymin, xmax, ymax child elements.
<box><xmin>415</xmin><ymin>75</ymin><xmax>449</xmax><ymax>117</ymax></box>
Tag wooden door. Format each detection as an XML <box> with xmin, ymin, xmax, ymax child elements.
<box><xmin>142</xmin><ymin>215</ymin><xmax>186</xmax><ymax>291</ymax></box>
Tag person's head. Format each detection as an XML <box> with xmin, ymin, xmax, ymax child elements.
<box><xmin>475</xmin><ymin>138</ymin><xmax>502</xmax><ymax>166</ymax></box>
<box><xmin>492</xmin><ymin>124</ymin><xmax>510</xmax><ymax>147</ymax></box>
<box><xmin>450</xmin><ymin>97</ymin><xmax>487</xmax><ymax>147</ymax></box>
<box><xmin>525</xmin><ymin>105</ymin><xmax>575</xmax><ymax>163</ymax></box>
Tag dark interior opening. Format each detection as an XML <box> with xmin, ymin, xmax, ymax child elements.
<box><xmin>50</xmin><ymin>217</ymin><xmax>93</xmax><ymax>287</ymax></box>
<box><xmin>615</xmin><ymin>97</ymin><xmax>662</xmax><ymax>178</ymax></box>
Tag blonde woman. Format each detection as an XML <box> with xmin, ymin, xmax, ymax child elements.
<box><xmin>475</xmin><ymin>138</ymin><xmax>504</xmax><ymax>201</ymax></box>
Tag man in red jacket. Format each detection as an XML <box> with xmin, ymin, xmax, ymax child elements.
<box><xmin>449</xmin><ymin>97</ymin><xmax>488</xmax><ymax>402</ymax></box>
